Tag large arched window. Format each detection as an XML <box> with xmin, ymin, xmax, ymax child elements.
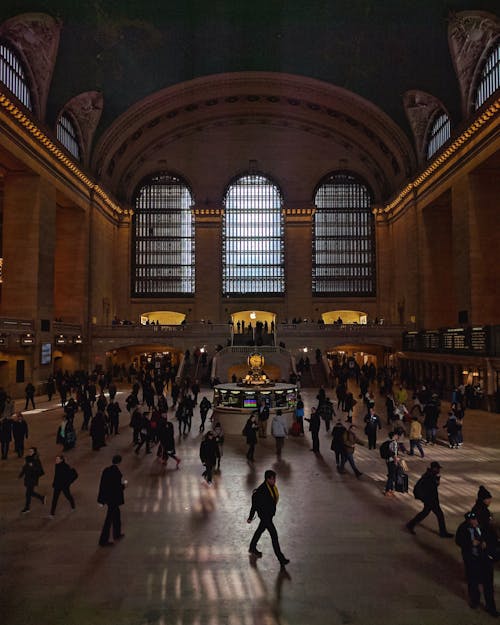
<box><xmin>426</xmin><ymin>112</ymin><xmax>450</xmax><ymax>159</ymax></box>
<box><xmin>0</xmin><ymin>42</ymin><xmax>32</xmax><ymax>110</ymax></box>
<box><xmin>223</xmin><ymin>174</ymin><xmax>284</xmax><ymax>296</ymax></box>
<box><xmin>56</xmin><ymin>112</ymin><xmax>81</xmax><ymax>160</ymax></box>
<box><xmin>313</xmin><ymin>172</ymin><xmax>375</xmax><ymax>296</ymax></box>
<box><xmin>475</xmin><ymin>42</ymin><xmax>500</xmax><ymax>110</ymax></box>
<box><xmin>132</xmin><ymin>173</ymin><xmax>194</xmax><ymax>297</ymax></box>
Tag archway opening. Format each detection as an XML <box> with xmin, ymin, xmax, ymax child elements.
<box><xmin>322</xmin><ymin>310</ymin><xmax>368</xmax><ymax>325</ymax></box>
<box><xmin>140</xmin><ymin>311</ymin><xmax>186</xmax><ymax>325</ymax></box>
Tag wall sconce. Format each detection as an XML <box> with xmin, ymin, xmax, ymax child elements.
<box><xmin>21</xmin><ymin>333</ymin><xmax>35</xmax><ymax>346</ymax></box>
<box><xmin>462</xmin><ymin>369</ymin><xmax>469</xmax><ymax>375</ymax></box>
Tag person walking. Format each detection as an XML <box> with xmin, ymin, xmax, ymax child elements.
<box><xmin>257</xmin><ymin>400</ymin><xmax>270</xmax><ymax>438</ymax></box>
<box><xmin>339</xmin><ymin>424</ymin><xmax>363</xmax><ymax>477</ymax></box>
<box><xmin>382</xmin><ymin>430</ymin><xmax>401</xmax><ymax>497</ymax></box>
<box><xmin>12</xmin><ymin>413</ymin><xmax>29</xmax><ymax>458</ymax></box>
<box><xmin>423</xmin><ymin>398</ymin><xmax>439</xmax><ymax>444</ymax></box>
<box><xmin>455</xmin><ymin>510</ymin><xmax>498</xmax><ymax>616</ymax></box>
<box><xmin>24</xmin><ymin>382</ymin><xmax>36</xmax><ymax>410</ymax></box>
<box><xmin>243</xmin><ymin>414</ymin><xmax>259</xmax><ymax>462</ymax></box>
<box><xmin>295</xmin><ymin>395</ymin><xmax>305</xmax><ymax>435</ymax></box>
<box><xmin>213</xmin><ymin>422</ymin><xmax>224</xmax><ymax>470</ymax></box>
<box><xmin>199</xmin><ymin>396</ymin><xmax>211</xmax><ymax>432</ymax></box>
<box><xmin>0</xmin><ymin>414</ymin><xmax>13</xmax><ymax>459</ymax></box>
<box><xmin>363</xmin><ymin>406</ymin><xmax>382</xmax><ymax>450</ymax></box>
<box><xmin>409</xmin><ymin>416</ymin><xmax>425</xmax><ymax>457</ymax></box>
<box><xmin>97</xmin><ymin>454</ymin><xmax>126</xmax><ymax>546</ymax></box>
<box><xmin>331</xmin><ymin>419</ymin><xmax>346</xmax><ymax>470</ymax></box>
<box><xmin>90</xmin><ymin>411</ymin><xmax>107</xmax><ymax>451</ymax></box>
<box><xmin>48</xmin><ymin>455</ymin><xmax>77</xmax><ymax>517</ymax></box>
<box><xmin>157</xmin><ymin>414</ymin><xmax>181</xmax><ymax>468</ymax></box>
<box><xmin>305</xmin><ymin>406</ymin><xmax>321</xmax><ymax>454</ymax></box>
<box><xmin>134</xmin><ymin>412</ymin><xmax>152</xmax><ymax>455</ymax></box>
<box><xmin>406</xmin><ymin>461</ymin><xmax>453</xmax><ymax>537</ymax></box>
<box><xmin>271</xmin><ymin>410</ymin><xmax>288</xmax><ymax>460</ymax></box>
<box><xmin>199</xmin><ymin>430</ymin><xmax>220</xmax><ymax>485</ymax></box>
<box><xmin>107</xmin><ymin>400</ymin><xmax>121</xmax><ymax>435</ymax></box>
<box><xmin>247</xmin><ymin>469</ymin><xmax>290</xmax><ymax>568</ymax></box>
<box><xmin>19</xmin><ymin>448</ymin><xmax>46</xmax><ymax>513</ymax></box>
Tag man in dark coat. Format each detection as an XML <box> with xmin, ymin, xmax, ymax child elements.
<box><xmin>305</xmin><ymin>407</ymin><xmax>321</xmax><ymax>454</ymax></box>
<box><xmin>12</xmin><ymin>413</ymin><xmax>29</xmax><ymax>457</ymax></box>
<box><xmin>107</xmin><ymin>401</ymin><xmax>121</xmax><ymax>435</ymax></box>
<box><xmin>455</xmin><ymin>510</ymin><xmax>498</xmax><ymax>616</ymax></box>
<box><xmin>0</xmin><ymin>415</ymin><xmax>13</xmax><ymax>459</ymax></box>
<box><xmin>97</xmin><ymin>454</ymin><xmax>126</xmax><ymax>546</ymax></box>
<box><xmin>19</xmin><ymin>448</ymin><xmax>45</xmax><ymax>512</ymax></box>
<box><xmin>90</xmin><ymin>411</ymin><xmax>107</xmax><ymax>450</ymax></box>
<box><xmin>406</xmin><ymin>461</ymin><xmax>453</xmax><ymax>537</ymax></box>
<box><xmin>49</xmin><ymin>454</ymin><xmax>76</xmax><ymax>517</ymax></box>
<box><xmin>363</xmin><ymin>406</ymin><xmax>382</xmax><ymax>450</ymax></box>
<box><xmin>330</xmin><ymin>419</ymin><xmax>346</xmax><ymax>469</ymax></box>
<box><xmin>199</xmin><ymin>396</ymin><xmax>211</xmax><ymax>432</ymax></box>
<box><xmin>247</xmin><ymin>469</ymin><xmax>289</xmax><ymax>568</ymax></box>
<box><xmin>24</xmin><ymin>382</ymin><xmax>36</xmax><ymax>410</ymax></box>
<box><xmin>199</xmin><ymin>430</ymin><xmax>220</xmax><ymax>484</ymax></box>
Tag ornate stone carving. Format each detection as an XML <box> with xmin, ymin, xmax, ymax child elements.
<box><xmin>0</xmin><ymin>13</ymin><xmax>61</xmax><ymax>119</ymax></box>
<box><xmin>403</xmin><ymin>91</ymin><xmax>447</xmax><ymax>165</ymax></box>
<box><xmin>63</xmin><ymin>91</ymin><xmax>103</xmax><ymax>167</ymax></box>
<box><xmin>448</xmin><ymin>11</ymin><xmax>500</xmax><ymax>115</ymax></box>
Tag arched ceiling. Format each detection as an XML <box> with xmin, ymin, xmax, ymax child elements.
<box><xmin>93</xmin><ymin>72</ymin><xmax>415</xmax><ymax>203</ymax></box>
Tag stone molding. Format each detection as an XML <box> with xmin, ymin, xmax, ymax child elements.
<box><xmin>61</xmin><ymin>91</ymin><xmax>103</xmax><ymax>168</ymax></box>
<box><xmin>403</xmin><ymin>90</ymin><xmax>450</xmax><ymax>166</ymax></box>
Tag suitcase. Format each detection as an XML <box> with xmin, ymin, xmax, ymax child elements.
<box><xmin>395</xmin><ymin>471</ymin><xmax>409</xmax><ymax>493</ymax></box>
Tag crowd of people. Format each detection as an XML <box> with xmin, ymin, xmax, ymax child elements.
<box><xmin>1</xmin><ymin>359</ymin><xmax>498</xmax><ymax>615</ymax></box>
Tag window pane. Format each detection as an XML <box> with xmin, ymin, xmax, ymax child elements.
<box><xmin>223</xmin><ymin>174</ymin><xmax>284</xmax><ymax>295</ymax></box>
<box><xmin>133</xmin><ymin>174</ymin><xmax>194</xmax><ymax>296</ymax></box>
<box><xmin>475</xmin><ymin>43</ymin><xmax>500</xmax><ymax>110</ymax></box>
<box><xmin>313</xmin><ymin>173</ymin><xmax>375</xmax><ymax>296</ymax></box>
<box><xmin>427</xmin><ymin>112</ymin><xmax>450</xmax><ymax>159</ymax></box>
<box><xmin>0</xmin><ymin>43</ymin><xmax>32</xmax><ymax>110</ymax></box>
<box><xmin>56</xmin><ymin>113</ymin><xmax>81</xmax><ymax>160</ymax></box>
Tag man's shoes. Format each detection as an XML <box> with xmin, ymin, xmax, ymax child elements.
<box><xmin>115</xmin><ymin>534</ymin><xmax>125</xmax><ymax>539</ymax></box>
<box><xmin>99</xmin><ymin>541</ymin><xmax>114</xmax><ymax>547</ymax></box>
<box><xmin>279</xmin><ymin>558</ymin><xmax>290</xmax><ymax>567</ymax></box>
<box><xmin>384</xmin><ymin>491</ymin><xmax>395</xmax><ymax>497</ymax></box>
<box><xmin>21</xmin><ymin>508</ymin><xmax>30</xmax><ymax>514</ymax></box>
<box><xmin>486</xmin><ymin>608</ymin><xmax>499</xmax><ymax>618</ymax></box>
<box><xmin>355</xmin><ymin>472</ymin><xmax>363</xmax><ymax>478</ymax></box>
<box><xmin>249</xmin><ymin>549</ymin><xmax>263</xmax><ymax>558</ymax></box>
<box><xmin>440</xmin><ymin>532</ymin><xmax>454</xmax><ymax>538</ymax></box>
<box><xmin>405</xmin><ymin>523</ymin><xmax>416</xmax><ymax>535</ymax></box>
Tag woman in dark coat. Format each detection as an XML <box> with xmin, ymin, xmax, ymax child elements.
<box><xmin>49</xmin><ymin>455</ymin><xmax>76</xmax><ymax>516</ymax></box>
<box><xmin>90</xmin><ymin>411</ymin><xmax>107</xmax><ymax>450</ymax></box>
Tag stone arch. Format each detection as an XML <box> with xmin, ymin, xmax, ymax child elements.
<box><xmin>92</xmin><ymin>72</ymin><xmax>416</xmax><ymax>204</ymax></box>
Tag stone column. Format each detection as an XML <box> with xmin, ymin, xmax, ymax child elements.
<box><xmin>283</xmin><ymin>206</ymin><xmax>314</xmax><ymax>321</ymax></box>
<box><xmin>451</xmin><ymin>176</ymin><xmax>472</xmax><ymax>325</ymax></box>
<box><xmin>2</xmin><ymin>172</ymin><xmax>56</xmax><ymax>320</ymax></box>
<box><xmin>193</xmin><ymin>205</ymin><xmax>223</xmax><ymax>322</ymax></box>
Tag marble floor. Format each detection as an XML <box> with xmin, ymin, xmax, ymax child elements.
<box><xmin>1</xmin><ymin>384</ymin><xmax>500</xmax><ymax>625</ymax></box>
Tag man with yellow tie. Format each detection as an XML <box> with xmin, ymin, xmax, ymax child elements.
<box><xmin>247</xmin><ymin>469</ymin><xmax>289</xmax><ymax>568</ymax></box>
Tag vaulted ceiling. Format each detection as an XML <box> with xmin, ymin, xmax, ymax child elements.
<box><xmin>1</xmin><ymin>0</ymin><xmax>498</xmax><ymax>139</ymax></box>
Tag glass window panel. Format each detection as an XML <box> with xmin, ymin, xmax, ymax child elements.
<box><xmin>426</xmin><ymin>112</ymin><xmax>451</xmax><ymax>159</ymax></box>
<box><xmin>0</xmin><ymin>42</ymin><xmax>32</xmax><ymax>110</ymax></box>
<box><xmin>132</xmin><ymin>173</ymin><xmax>194</xmax><ymax>296</ymax></box>
<box><xmin>313</xmin><ymin>172</ymin><xmax>375</xmax><ymax>296</ymax></box>
<box><xmin>475</xmin><ymin>43</ymin><xmax>500</xmax><ymax>110</ymax></box>
<box><xmin>222</xmin><ymin>174</ymin><xmax>284</xmax><ymax>295</ymax></box>
<box><xmin>56</xmin><ymin>113</ymin><xmax>81</xmax><ymax>160</ymax></box>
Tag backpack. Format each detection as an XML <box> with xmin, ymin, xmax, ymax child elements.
<box><xmin>379</xmin><ymin>440</ymin><xmax>391</xmax><ymax>460</ymax></box>
<box><xmin>413</xmin><ymin>476</ymin><xmax>425</xmax><ymax>501</ymax></box>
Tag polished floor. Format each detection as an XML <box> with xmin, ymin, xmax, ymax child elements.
<box><xmin>1</xmin><ymin>384</ymin><xmax>499</xmax><ymax>625</ymax></box>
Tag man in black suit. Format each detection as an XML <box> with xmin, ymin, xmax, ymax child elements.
<box><xmin>97</xmin><ymin>455</ymin><xmax>126</xmax><ymax>546</ymax></box>
<box><xmin>247</xmin><ymin>469</ymin><xmax>289</xmax><ymax>568</ymax></box>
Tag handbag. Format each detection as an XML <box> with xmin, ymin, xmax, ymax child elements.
<box><xmin>399</xmin><ymin>459</ymin><xmax>409</xmax><ymax>473</ymax></box>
